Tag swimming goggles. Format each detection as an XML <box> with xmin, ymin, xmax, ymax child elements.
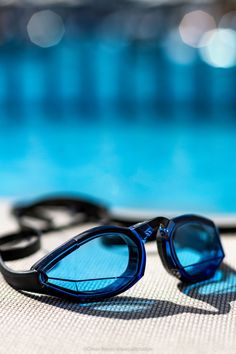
<box><xmin>0</xmin><ymin>209</ymin><xmax>225</xmax><ymax>302</ymax></box>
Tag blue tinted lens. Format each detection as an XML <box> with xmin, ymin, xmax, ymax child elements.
<box><xmin>44</xmin><ymin>233</ymin><xmax>139</xmax><ymax>294</ymax></box>
<box><xmin>173</xmin><ymin>222</ymin><xmax>224</xmax><ymax>277</ymax></box>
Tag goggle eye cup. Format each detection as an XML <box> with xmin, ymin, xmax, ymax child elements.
<box><xmin>40</xmin><ymin>231</ymin><xmax>141</xmax><ymax>297</ymax></box>
<box><xmin>172</xmin><ymin>219</ymin><xmax>224</xmax><ymax>281</ymax></box>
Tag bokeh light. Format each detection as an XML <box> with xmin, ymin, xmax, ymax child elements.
<box><xmin>164</xmin><ymin>30</ymin><xmax>197</xmax><ymax>65</ymax></box>
<box><xmin>27</xmin><ymin>10</ymin><xmax>65</xmax><ymax>48</ymax></box>
<box><xmin>179</xmin><ymin>10</ymin><xmax>216</xmax><ymax>48</ymax></box>
<box><xmin>199</xmin><ymin>29</ymin><xmax>236</xmax><ymax>68</ymax></box>
<box><xmin>219</xmin><ymin>11</ymin><xmax>236</xmax><ymax>31</ymax></box>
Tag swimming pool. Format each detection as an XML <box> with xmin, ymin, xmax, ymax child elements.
<box><xmin>1</xmin><ymin>106</ymin><xmax>236</xmax><ymax>214</ymax></box>
<box><xmin>1</xmin><ymin>6</ymin><xmax>236</xmax><ymax>215</ymax></box>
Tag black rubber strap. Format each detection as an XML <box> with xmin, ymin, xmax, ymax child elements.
<box><xmin>0</xmin><ymin>196</ymin><xmax>110</xmax><ymax>263</ymax></box>
<box><xmin>0</xmin><ymin>196</ymin><xmax>109</xmax><ymax>262</ymax></box>
<box><xmin>12</xmin><ymin>195</ymin><xmax>110</xmax><ymax>232</ymax></box>
<box><xmin>0</xmin><ymin>228</ymin><xmax>41</xmax><ymax>261</ymax></box>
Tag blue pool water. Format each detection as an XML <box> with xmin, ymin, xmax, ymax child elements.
<box><xmin>1</xmin><ymin>107</ymin><xmax>236</xmax><ymax>214</ymax></box>
<box><xmin>0</xmin><ymin>33</ymin><xmax>236</xmax><ymax>214</ymax></box>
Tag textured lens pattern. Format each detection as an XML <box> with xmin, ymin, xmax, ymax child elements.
<box><xmin>44</xmin><ymin>233</ymin><xmax>138</xmax><ymax>293</ymax></box>
<box><xmin>173</xmin><ymin>222</ymin><xmax>224</xmax><ymax>277</ymax></box>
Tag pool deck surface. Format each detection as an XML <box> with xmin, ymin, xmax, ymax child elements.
<box><xmin>0</xmin><ymin>201</ymin><xmax>236</xmax><ymax>354</ymax></box>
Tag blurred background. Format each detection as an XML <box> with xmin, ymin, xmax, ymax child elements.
<box><xmin>1</xmin><ymin>0</ymin><xmax>236</xmax><ymax>214</ymax></box>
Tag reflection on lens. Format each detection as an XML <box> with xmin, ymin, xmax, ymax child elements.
<box><xmin>173</xmin><ymin>222</ymin><xmax>224</xmax><ymax>277</ymax></box>
<box><xmin>44</xmin><ymin>233</ymin><xmax>139</xmax><ymax>294</ymax></box>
